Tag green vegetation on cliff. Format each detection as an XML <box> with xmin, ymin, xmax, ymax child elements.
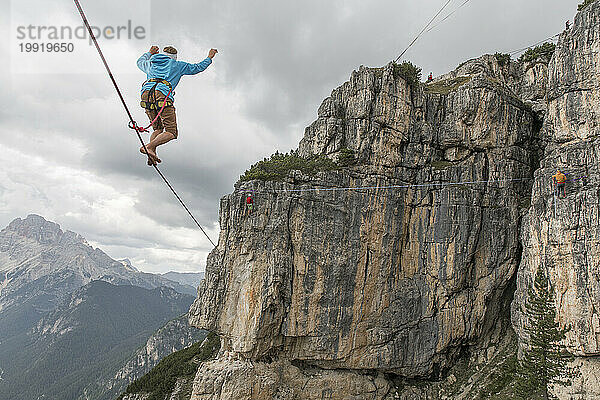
<box><xmin>494</xmin><ymin>52</ymin><xmax>511</xmax><ymax>67</ymax></box>
<box><xmin>118</xmin><ymin>332</ymin><xmax>220</xmax><ymax>400</ymax></box>
<box><xmin>518</xmin><ymin>42</ymin><xmax>556</xmax><ymax>64</ymax></box>
<box><xmin>393</xmin><ymin>329</ymin><xmax>522</xmax><ymax>399</ymax></box>
<box><xmin>578</xmin><ymin>0</ymin><xmax>598</xmax><ymax>11</ymax></box>
<box><xmin>240</xmin><ymin>151</ymin><xmax>341</xmax><ymax>182</ymax></box>
<box><xmin>337</xmin><ymin>148</ymin><xmax>357</xmax><ymax>167</ymax></box>
<box><xmin>393</xmin><ymin>61</ymin><xmax>422</xmax><ymax>86</ymax></box>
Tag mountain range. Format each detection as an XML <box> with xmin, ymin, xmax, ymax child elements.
<box><xmin>0</xmin><ymin>214</ymin><xmax>206</xmax><ymax>400</ymax></box>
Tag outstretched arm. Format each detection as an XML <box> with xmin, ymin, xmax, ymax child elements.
<box><xmin>180</xmin><ymin>48</ymin><xmax>218</xmax><ymax>75</ymax></box>
<box><xmin>137</xmin><ymin>46</ymin><xmax>159</xmax><ymax>73</ymax></box>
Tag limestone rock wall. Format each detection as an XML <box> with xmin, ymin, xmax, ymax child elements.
<box><xmin>186</xmin><ymin>5</ymin><xmax>600</xmax><ymax>399</ymax></box>
<box><xmin>511</xmin><ymin>2</ymin><xmax>600</xmax><ymax>398</ymax></box>
<box><xmin>192</xmin><ymin>357</ymin><xmax>392</xmax><ymax>400</ymax></box>
<box><xmin>512</xmin><ymin>0</ymin><xmax>600</xmax><ymax>355</ymax></box>
<box><xmin>189</xmin><ymin>47</ymin><xmax>543</xmax><ymax>398</ymax></box>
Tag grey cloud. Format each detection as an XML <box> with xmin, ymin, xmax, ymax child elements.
<box><xmin>0</xmin><ymin>0</ymin><xmax>583</xmax><ymax>272</ymax></box>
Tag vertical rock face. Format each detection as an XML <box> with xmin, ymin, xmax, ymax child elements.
<box><xmin>189</xmin><ymin>46</ymin><xmax>546</xmax><ymax>397</ymax></box>
<box><xmin>180</xmin><ymin>5</ymin><xmax>600</xmax><ymax>400</ymax></box>
<box><xmin>512</xmin><ymin>3</ymin><xmax>600</xmax><ymax>398</ymax></box>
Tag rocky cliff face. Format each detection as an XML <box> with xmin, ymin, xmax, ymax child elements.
<box><xmin>188</xmin><ymin>43</ymin><xmax>545</xmax><ymax>400</ymax></box>
<box><xmin>187</xmin><ymin>4</ymin><xmax>600</xmax><ymax>399</ymax></box>
<box><xmin>511</xmin><ymin>2</ymin><xmax>600</xmax><ymax>399</ymax></box>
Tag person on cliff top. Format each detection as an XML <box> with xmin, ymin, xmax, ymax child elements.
<box><xmin>245</xmin><ymin>193</ymin><xmax>254</xmax><ymax>215</ymax></box>
<box><xmin>136</xmin><ymin>45</ymin><xmax>218</xmax><ymax>165</ymax></box>
<box><xmin>553</xmin><ymin>169</ymin><xmax>567</xmax><ymax>198</ymax></box>
<box><xmin>427</xmin><ymin>72</ymin><xmax>433</xmax><ymax>83</ymax></box>
<box><xmin>566</xmin><ymin>20</ymin><xmax>571</xmax><ymax>30</ymax></box>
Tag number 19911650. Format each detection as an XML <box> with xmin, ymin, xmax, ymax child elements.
<box><xmin>19</xmin><ymin>42</ymin><xmax>75</xmax><ymax>53</ymax></box>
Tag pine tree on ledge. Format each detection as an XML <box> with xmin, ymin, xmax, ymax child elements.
<box><xmin>515</xmin><ymin>266</ymin><xmax>579</xmax><ymax>400</ymax></box>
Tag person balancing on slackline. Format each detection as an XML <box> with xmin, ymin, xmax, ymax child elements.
<box><xmin>136</xmin><ymin>45</ymin><xmax>218</xmax><ymax>165</ymax></box>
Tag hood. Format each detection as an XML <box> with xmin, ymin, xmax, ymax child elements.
<box><xmin>150</xmin><ymin>53</ymin><xmax>173</xmax><ymax>67</ymax></box>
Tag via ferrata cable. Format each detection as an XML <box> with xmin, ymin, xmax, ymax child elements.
<box><xmin>73</xmin><ymin>0</ymin><xmax>216</xmax><ymax>247</ymax></box>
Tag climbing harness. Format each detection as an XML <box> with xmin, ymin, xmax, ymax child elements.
<box><xmin>131</xmin><ymin>79</ymin><xmax>175</xmax><ymax>134</ymax></box>
<box><xmin>140</xmin><ymin>79</ymin><xmax>174</xmax><ymax>110</ymax></box>
<box><xmin>73</xmin><ymin>0</ymin><xmax>216</xmax><ymax>247</ymax></box>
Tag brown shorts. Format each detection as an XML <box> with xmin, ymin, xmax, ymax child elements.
<box><xmin>141</xmin><ymin>90</ymin><xmax>178</xmax><ymax>138</ymax></box>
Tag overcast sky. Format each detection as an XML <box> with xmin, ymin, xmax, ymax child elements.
<box><xmin>0</xmin><ymin>0</ymin><xmax>581</xmax><ymax>273</ymax></box>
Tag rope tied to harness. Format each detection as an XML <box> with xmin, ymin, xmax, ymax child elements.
<box><xmin>130</xmin><ymin>78</ymin><xmax>174</xmax><ymax>133</ymax></box>
<box><xmin>128</xmin><ymin>85</ymin><xmax>174</xmax><ymax>134</ymax></box>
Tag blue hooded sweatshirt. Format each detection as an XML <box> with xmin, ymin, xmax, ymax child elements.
<box><xmin>136</xmin><ymin>52</ymin><xmax>213</xmax><ymax>102</ymax></box>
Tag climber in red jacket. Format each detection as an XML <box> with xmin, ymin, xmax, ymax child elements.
<box><xmin>245</xmin><ymin>193</ymin><xmax>254</xmax><ymax>215</ymax></box>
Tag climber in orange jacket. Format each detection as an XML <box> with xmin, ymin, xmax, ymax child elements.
<box><xmin>552</xmin><ymin>170</ymin><xmax>567</xmax><ymax>198</ymax></box>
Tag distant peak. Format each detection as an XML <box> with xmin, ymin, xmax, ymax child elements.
<box><xmin>11</xmin><ymin>214</ymin><xmax>54</xmax><ymax>226</ymax></box>
<box><xmin>5</xmin><ymin>214</ymin><xmax>63</xmax><ymax>244</ymax></box>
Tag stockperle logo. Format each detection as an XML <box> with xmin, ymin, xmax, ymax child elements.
<box><xmin>10</xmin><ymin>0</ymin><xmax>151</xmax><ymax>74</ymax></box>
